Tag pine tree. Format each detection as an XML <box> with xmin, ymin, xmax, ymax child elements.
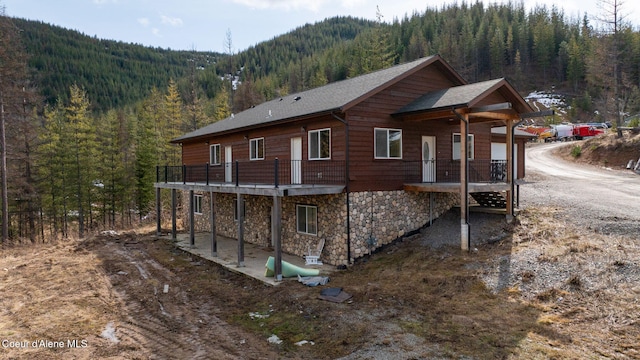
<box><xmin>65</xmin><ymin>84</ymin><xmax>97</xmax><ymax>238</ymax></box>
<box><xmin>0</xmin><ymin>12</ymin><xmax>30</xmax><ymax>241</ymax></box>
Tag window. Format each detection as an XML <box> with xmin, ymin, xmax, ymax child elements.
<box><xmin>233</xmin><ymin>198</ymin><xmax>246</xmax><ymax>221</ymax></box>
<box><xmin>250</xmin><ymin>138</ymin><xmax>264</xmax><ymax>160</ymax></box>
<box><xmin>194</xmin><ymin>194</ymin><xmax>203</xmax><ymax>215</ymax></box>
<box><xmin>374</xmin><ymin>128</ymin><xmax>402</xmax><ymax>159</ymax></box>
<box><xmin>309</xmin><ymin>129</ymin><xmax>331</xmax><ymax>160</ymax></box>
<box><xmin>296</xmin><ymin>205</ymin><xmax>317</xmax><ymax>235</ymax></box>
<box><xmin>209</xmin><ymin>144</ymin><xmax>221</xmax><ymax>165</ymax></box>
<box><xmin>453</xmin><ymin>133</ymin><xmax>475</xmax><ymax>160</ymax></box>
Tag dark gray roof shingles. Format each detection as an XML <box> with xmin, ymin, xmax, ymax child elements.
<box><xmin>394</xmin><ymin>78</ymin><xmax>504</xmax><ymax>115</ymax></box>
<box><xmin>174</xmin><ymin>56</ymin><xmax>437</xmax><ymax>142</ymax></box>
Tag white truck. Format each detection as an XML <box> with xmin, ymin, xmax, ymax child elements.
<box><xmin>543</xmin><ymin>124</ymin><xmax>574</xmax><ymax>142</ymax></box>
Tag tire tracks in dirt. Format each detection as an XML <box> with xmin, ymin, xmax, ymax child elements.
<box><xmin>96</xmin><ymin>235</ymin><xmax>277</xmax><ymax>359</ymax></box>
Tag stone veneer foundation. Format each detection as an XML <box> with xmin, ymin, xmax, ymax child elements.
<box><xmin>180</xmin><ymin>190</ymin><xmax>458</xmax><ymax>265</ymax></box>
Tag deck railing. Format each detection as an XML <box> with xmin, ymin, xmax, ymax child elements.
<box><xmin>403</xmin><ymin>159</ymin><xmax>507</xmax><ymax>183</ymax></box>
<box><xmin>157</xmin><ymin>159</ymin><xmax>346</xmax><ymax>187</ymax></box>
<box><xmin>156</xmin><ymin>159</ymin><xmax>506</xmax><ymax>187</ymax></box>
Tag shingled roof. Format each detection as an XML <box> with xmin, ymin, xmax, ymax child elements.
<box><xmin>174</xmin><ymin>55</ymin><xmax>463</xmax><ymax>143</ymax></box>
<box><xmin>393</xmin><ymin>78</ymin><xmax>532</xmax><ymax>116</ymax></box>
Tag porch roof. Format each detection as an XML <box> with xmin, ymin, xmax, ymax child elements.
<box><xmin>392</xmin><ymin>78</ymin><xmax>533</xmax><ymax>119</ymax></box>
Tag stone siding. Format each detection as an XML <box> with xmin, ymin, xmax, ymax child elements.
<box><xmin>179</xmin><ymin>190</ymin><xmax>457</xmax><ymax>266</ymax></box>
<box><xmin>348</xmin><ymin>191</ymin><xmax>458</xmax><ymax>260</ymax></box>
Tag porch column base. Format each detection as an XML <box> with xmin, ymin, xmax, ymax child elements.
<box><xmin>460</xmin><ymin>222</ymin><xmax>469</xmax><ymax>251</ymax></box>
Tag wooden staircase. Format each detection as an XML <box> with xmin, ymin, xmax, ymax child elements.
<box><xmin>471</xmin><ymin>192</ymin><xmax>507</xmax><ymax>209</ymax></box>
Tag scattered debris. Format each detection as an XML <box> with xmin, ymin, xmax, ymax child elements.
<box><xmin>163</xmin><ymin>284</ymin><xmax>169</xmax><ymax>293</ymax></box>
<box><xmin>295</xmin><ymin>340</ymin><xmax>315</xmax><ymax>346</ymax></box>
<box><xmin>318</xmin><ymin>287</ymin><xmax>352</xmax><ymax>303</ymax></box>
<box><xmin>101</xmin><ymin>322</ymin><xmax>119</xmax><ymax>343</ymax></box>
<box><xmin>297</xmin><ymin>274</ymin><xmax>329</xmax><ymax>287</ymax></box>
<box><xmin>249</xmin><ymin>311</ymin><xmax>270</xmax><ymax>320</ymax></box>
<box><xmin>267</xmin><ymin>334</ymin><xmax>282</xmax><ymax>345</ymax></box>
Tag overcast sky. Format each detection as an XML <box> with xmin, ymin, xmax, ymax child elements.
<box><xmin>2</xmin><ymin>0</ymin><xmax>637</xmax><ymax>52</ymax></box>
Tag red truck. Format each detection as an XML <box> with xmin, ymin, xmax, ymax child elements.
<box><xmin>573</xmin><ymin>124</ymin><xmax>605</xmax><ymax>140</ymax></box>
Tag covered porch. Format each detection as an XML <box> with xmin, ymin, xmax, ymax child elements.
<box><xmin>155</xmin><ymin>179</ymin><xmax>345</xmax><ymax>282</ymax></box>
<box><xmin>166</xmin><ymin>232</ymin><xmax>334</xmax><ymax>286</ymax></box>
<box><xmin>392</xmin><ymin>78</ymin><xmax>544</xmax><ymax>250</ymax></box>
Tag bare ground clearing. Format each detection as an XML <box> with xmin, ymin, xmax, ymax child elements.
<box><xmin>1</xmin><ymin>134</ymin><xmax>639</xmax><ymax>359</ymax></box>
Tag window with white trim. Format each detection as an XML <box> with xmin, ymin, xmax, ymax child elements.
<box><xmin>374</xmin><ymin>128</ymin><xmax>402</xmax><ymax>159</ymax></box>
<box><xmin>209</xmin><ymin>144</ymin><xmax>221</xmax><ymax>165</ymax></box>
<box><xmin>194</xmin><ymin>194</ymin><xmax>203</xmax><ymax>215</ymax></box>
<box><xmin>309</xmin><ymin>128</ymin><xmax>331</xmax><ymax>160</ymax></box>
<box><xmin>453</xmin><ymin>133</ymin><xmax>475</xmax><ymax>160</ymax></box>
<box><xmin>250</xmin><ymin>138</ymin><xmax>265</xmax><ymax>160</ymax></box>
<box><xmin>296</xmin><ymin>205</ymin><xmax>318</xmax><ymax>235</ymax></box>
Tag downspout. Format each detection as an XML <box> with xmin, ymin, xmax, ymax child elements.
<box><xmin>331</xmin><ymin>112</ymin><xmax>351</xmax><ymax>264</ymax></box>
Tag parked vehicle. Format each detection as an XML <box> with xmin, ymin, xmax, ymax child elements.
<box><xmin>543</xmin><ymin>124</ymin><xmax>575</xmax><ymax>142</ymax></box>
<box><xmin>573</xmin><ymin>124</ymin><xmax>605</xmax><ymax>140</ymax></box>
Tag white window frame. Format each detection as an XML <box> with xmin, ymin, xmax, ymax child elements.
<box><xmin>308</xmin><ymin>128</ymin><xmax>331</xmax><ymax>160</ymax></box>
<box><xmin>250</xmin><ymin>137</ymin><xmax>265</xmax><ymax>160</ymax></box>
<box><xmin>209</xmin><ymin>144</ymin><xmax>221</xmax><ymax>165</ymax></box>
<box><xmin>453</xmin><ymin>133</ymin><xmax>475</xmax><ymax>160</ymax></box>
<box><xmin>296</xmin><ymin>204</ymin><xmax>318</xmax><ymax>236</ymax></box>
<box><xmin>374</xmin><ymin>128</ymin><xmax>403</xmax><ymax>159</ymax></box>
<box><xmin>194</xmin><ymin>194</ymin><xmax>203</xmax><ymax>215</ymax></box>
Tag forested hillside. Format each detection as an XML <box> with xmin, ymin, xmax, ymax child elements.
<box><xmin>13</xmin><ymin>18</ymin><xmax>220</xmax><ymax>111</ymax></box>
<box><xmin>1</xmin><ymin>1</ymin><xmax>639</xmax><ymax>242</ymax></box>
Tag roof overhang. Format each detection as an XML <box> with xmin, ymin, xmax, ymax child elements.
<box><xmin>392</xmin><ymin>78</ymin><xmax>533</xmax><ymax>123</ymax></box>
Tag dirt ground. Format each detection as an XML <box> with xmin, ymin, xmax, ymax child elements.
<box><xmin>1</xmin><ymin>133</ymin><xmax>639</xmax><ymax>360</ymax></box>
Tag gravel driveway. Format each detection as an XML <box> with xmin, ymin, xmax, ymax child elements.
<box><xmin>521</xmin><ymin>142</ymin><xmax>640</xmax><ymax>235</ymax></box>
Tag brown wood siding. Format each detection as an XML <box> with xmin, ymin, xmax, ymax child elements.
<box><xmin>344</xmin><ymin>66</ymin><xmax>463</xmax><ymax>192</ymax></box>
<box><xmin>180</xmin><ymin>115</ymin><xmax>345</xmax><ymax>165</ymax></box>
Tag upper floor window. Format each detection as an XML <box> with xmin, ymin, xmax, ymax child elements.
<box><xmin>453</xmin><ymin>133</ymin><xmax>475</xmax><ymax>160</ymax></box>
<box><xmin>309</xmin><ymin>129</ymin><xmax>331</xmax><ymax>160</ymax></box>
<box><xmin>374</xmin><ymin>128</ymin><xmax>402</xmax><ymax>159</ymax></box>
<box><xmin>250</xmin><ymin>138</ymin><xmax>264</xmax><ymax>160</ymax></box>
<box><xmin>209</xmin><ymin>144</ymin><xmax>221</xmax><ymax>165</ymax></box>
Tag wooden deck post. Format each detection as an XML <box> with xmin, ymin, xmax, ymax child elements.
<box><xmin>171</xmin><ymin>188</ymin><xmax>177</xmax><ymax>240</ymax></box>
<box><xmin>210</xmin><ymin>191</ymin><xmax>217</xmax><ymax>257</ymax></box>
<box><xmin>237</xmin><ymin>193</ymin><xmax>245</xmax><ymax>267</ymax></box>
<box><xmin>272</xmin><ymin>195</ymin><xmax>282</xmax><ymax>281</ymax></box>
<box><xmin>506</xmin><ymin>119</ymin><xmax>514</xmax><ymax>221</ymax></box>
<box><xmin>189</xmin><ymin>190</ymin><xmax>195</xmax><ymax>248</ymax></box>
<box><xmin>155</xmin><ymin>187</ymin><xmax>161</xmax><ymax>236</ymax></box>
<box><xmin>460</xmin><ymin>114</ymin><xmax>470</xmax><ymax>251</ymax></box>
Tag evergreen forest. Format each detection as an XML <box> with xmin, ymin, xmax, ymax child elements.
<box><xmin>1</xmin><ymin>1</ymin><xmax>639</xmax><ymax>241</ymax></box>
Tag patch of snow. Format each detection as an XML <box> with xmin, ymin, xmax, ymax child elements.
<box><xmin>295</xmin><ymin>340</ymin><xmax>315</xmax><ymax>346</ymax></box>
<box><xmin>267</xmin><ymin>334</ymin><xmax>282</xmax><ymax>345</ymax></box>
<box><xmin>101</xmin><ymin>322</ymin><xmax>119</xmax><ymax>343</ymax></box>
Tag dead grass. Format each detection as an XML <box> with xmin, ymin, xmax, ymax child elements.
<box><xmin>1</xmin><ymin>205</ymin><xmax>639</xmax><ymax>359</ymax></box>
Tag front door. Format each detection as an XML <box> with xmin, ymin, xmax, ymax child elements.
<box><xmin>291</xmin><ymin>137</ymin><xmax>302</xmax><ymax>184</ymax></box>
<box><xmin>422</xmin><ymin>136</ymin><xmax>436</xmax><ymax>182</ymax></box>
<box><xmin>225</xmin><ymin>146</ymin><xmax>232</xmax><ymax>183</ymax></box>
